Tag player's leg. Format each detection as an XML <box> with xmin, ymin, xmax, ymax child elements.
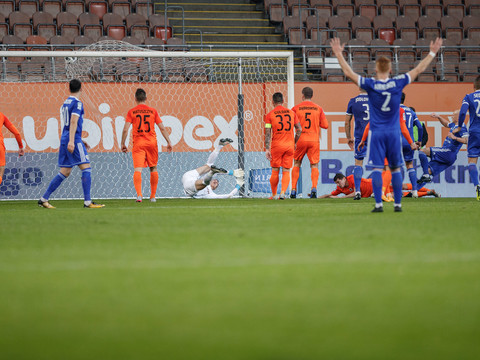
<box><xmin>307</xmin><ymin>142</ymin><xmax>320</xmax><ymax>198</ymax></box>
<box><xmin>269</xmin><ymin>146</ymin><xmax>283</xmax><ymax>199</ymax></box>
<box><xmin>0</xmin><ymin>166</ymin><xmax>4</xmax><ymax>186</ymax></box>
<box><xmin>390</xmin><ymin>166</ymin><xmax>403</xmax><ymax>211</ymax></box>
<box><xmin>290</xmin><ymin>160</ymin><xmax>302</xmax><ymax>199</ymax></box>
<box><xmin>0</xmin><ymin>143</ymin><xmax>5</xmax><ymax>186</ymax></box>
<box><xmin>149</xmin><ymin>166</ymin><xmax>158</xmax><ymax>202</ymax></box>
<box><xmin>405</xmin><ymin>160</ymin><xmax>418</xmax><ymax>198</ymax></box>
<box><xmin>145</xmin><ymin>144</ymin><xmax>159</xmax><ymax>202</ymax></box>
<box><xmin>418</xmin><ymin>147</ymin><xmax>433</xmax><ymax>183</ymax></box>
<box><xmin>132</xmin><ymin>145</ymin><xmax>146</xmax><ymax>201</ymax></box>
<box><xmin>381</xmin><ymin>165</ymin><xmax>393</xmax><ymax>202</ymax></box>
<box><xmin>280</xmin><ymin>167</ymin><xmax>291</xmax><ymax>200</ymax></box>
<box><xmin>366</xmin><ymin>131</ymin><xmax>387</xmax><ymax>212</ymax></box>
<box><xmin>204</xmin><ymin>138</ymin><xmax>233</xmax><ymax>168</ymax></box>
<box><xmin>386</xmin><ymin>134</ymin><xmax>406</xmax><ymax>212</ymax></box>
<box><xmin>466</xmin><ymin>133</ymin><xmax>480</xmax><ymax>199</ymax></box>
<box><xmin>269</xmin><ymin>167</ymin><xmax>280</xmax><ymax>199</ymax></box>
<box><xmin>353</xmin><ymin>137</ymin><xmax>366</xmax><ymax>199</ymax></box>
<box><xmin>38</xmin><ymin>166</ymin><xmax>72</xmax><ymax>208</ymax></box>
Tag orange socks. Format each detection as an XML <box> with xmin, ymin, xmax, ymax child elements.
<box><xmin>311</xmin><ymin>167</ymin><xmax>319</xmax><ymax>189</ymax></box>
<box><xmin>133</xmin><ymin>171</ymin><xmax>142</xmax><ymax>197</ymax></box>
<box><xmin>270</xmin><ymin>169</ymin><xmax>279</xmax><ymax>196</ymax></box>
<box><xmin>382</xmin><ymin>170</ymin><xmax>391</xmax><ymax>194</ymax></box>
<box><xmin>150</xmin><ymin>171</ymin><xmax>158</xmax><ymax>199</ymax></box>
<box><xmin>291</xmin><ymin>166</ymin><xmax>300</xmax><ymax>191</ymax></box>
<box><xmin>281</xmin><ymin>171</ymin><xmax>290</xmax><ymax>194</ymax></box>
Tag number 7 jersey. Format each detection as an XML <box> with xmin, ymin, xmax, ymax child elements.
<box><xmin>125</xmin><ymin>104</ymin><xmax>163</xmax><ymax>143</ymax></box>
<box><xmin>265</xmin><ymin>105</ymin><xmax>299</xmax><ymax>148</ymax></box>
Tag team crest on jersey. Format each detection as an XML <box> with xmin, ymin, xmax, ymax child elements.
<box><xmin>349</xmin><ymin>187</ymin><xmax>353</xmax><ymax>192</ymax></box>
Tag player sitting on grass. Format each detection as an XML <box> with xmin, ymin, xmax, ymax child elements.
<box><xmin>318</xmin><ymin>172</ymin><xmax>373</xmax><ymax>199</ymax></box>
<box><xmin>182</xmin><ymin>138</ymin><xmax>244</xmax><ymax>199</ymax></box>
<box><xmin>417</xmin><ymin>111</ymin><xmax>468</xmax><ymax>186</ymax></box>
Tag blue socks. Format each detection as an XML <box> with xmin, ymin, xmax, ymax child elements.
<box><xmin>408</xmin><ymin>168</ymin><xmax>417</xmax><ymax>191</ymax></box>
<box><xmin>468</xmin><ymin>163</ymin><xmax>479</xmax><ymax>186</ymax></box>
<box><xmin>82</xmin><ymin>168</ymin><xmax>92</xmax><ymax>202</ymax></box>
<box><xmin>419</xmin><ymin>152</ymin><xmax>429</xmax><ymax>174</ymax></box>
<box><xmin>371</xmin><ymin>170</ymin><xmax>383</xmax><ymax>205</ymax></box>
<box><xmin>42</xmin><ymin>172</ymin><xmax>66</xmax><ymax>201</ymax></box>
<box><xmin>353</xmin><ymin>165</ymin><xmax>363</xmax><ymax>192</ymax></box>
<box><xmin>391</xmin><ymin>170</ymin><xmax>403</xmax><ymax>205</ymax></box>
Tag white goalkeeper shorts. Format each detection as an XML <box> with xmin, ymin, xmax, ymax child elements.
<box><xmin>182</xmin><ymin>169</ymin><xmax>201</xmax><ymax>196</ymax></box>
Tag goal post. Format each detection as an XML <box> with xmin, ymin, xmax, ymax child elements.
<box><xmin>0</xmin><ymin>41</ymin><xmax>294</xmax><ymax>199</ymax></box>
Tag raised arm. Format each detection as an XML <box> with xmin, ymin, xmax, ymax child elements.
<box><xmin>430</xmin><ymin>112</ymin><xmax>450</xmax><ymax>128</ymax></box>
<box><xmin>407</xmin><ymin>38</ymin><xmax>443</xmax><ymax>82</ymax></box>
<box><xmin>329</xmin><ymin>38</ymin><xmax>360</xmax><ymax>85</ymax></box>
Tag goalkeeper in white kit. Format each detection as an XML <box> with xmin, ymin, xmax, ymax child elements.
<box><xmin>182</xmin><ymin>138</ymin><xmax>245</xmax><ymax>199</ymax></box>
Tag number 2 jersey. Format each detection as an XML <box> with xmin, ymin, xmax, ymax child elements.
<box><xmin>125</xmin><ymin>104</ymin><xmax>163</xmax><ymax>146</ymax></box>
<box><xmin>265</xmin><ymin>105</ymin><xmax>299</xmax><ymax>149</ymax></box>
<box><xmin>291</xmin><ymin>100</ymin><xmax>328</xmax><ymax>142</ymax></box>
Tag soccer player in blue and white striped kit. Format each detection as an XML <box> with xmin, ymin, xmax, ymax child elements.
<box><xmin>330</xmin><ymin>37</ymin><xmax>442</xmax><ymax>212</ymax></box>
<box><xmin>345</xmin><ymin>89</ymin><xmax>369</xmax><ymax>200</ymax></box>
<box><xmin>454</xmin><ymin>76</ymin><xmax>480</xmax><ymax>200</ymax></box>
<box><xmin>38</xmin><ymin>79</ymin><xmax>104</xmax><ymax>209</ymax></box>
<box><xmin>400</xmin><ymin>93</ymin><xmax>423</xmax><ymax>198</ymax></box>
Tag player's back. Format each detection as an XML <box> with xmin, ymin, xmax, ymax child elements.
<box><xmin>359</xmin><ymin>74</ymin><xmax>411</xmax><ymax>131</ymax></box>
<box><xmin>400</xmin><ymin>105</ymin><xmax>418</xmax><ymax>143</ymax></box>
<box><xmin>444</xmin><ymin>123</ymin><xmax>467</xmax><ymax>154</ymax></box>
<box><xmin>291</xmin><ymin>100</ymin><xmax>327</xmax><ymax>142</ymax></box>
<box><xmin>462</xmin><ymin>90</ymin><xmax>480</xmax><ymax>132</ymax></box>
<box><xmin>126</xmin><ymin>104</ymin><xmax>161</xmax><ymax>141</ymax></box>
<box><xmin>265</xmin><ymin>105</ymin><xmax>298</xmax><ymax>147</ymax></box>
<box><xmin>60</xmin><ymin>96</ymin><xmax>84</xmax><ymax>142</ymax></box>
<box><xmin>347</xmin><ymin>94</ymin><xmax>369</xmax><ymax>139</ymax></box>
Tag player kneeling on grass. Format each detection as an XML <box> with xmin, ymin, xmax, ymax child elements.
<box><xmin>182</xmin><ymin>138</ymin><xmax>245</xmax><ymax>199</ymax></box>
<box><xmin>318</xmin><ymin>172</ymin><xmax>373</xmax><ymax>199</ymax></box>
<box><xmin>38</xmin><ymin>79</ymin><xmax>104</xmax><ymax>209</ymax></box>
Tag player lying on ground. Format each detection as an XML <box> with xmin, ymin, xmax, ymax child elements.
<box><xmin>417</xmin><ymin>111</ymin><xmax>468</xmax><ymax>187</ymax></box>
<box><xmin>385</xmin><ymin>183</ymin><xmax>440</xmax><ymax>198</ymax></box>
<box><xmin>181</xmin><ymin>138</ymin><xmax>244</xmax><ymax>199</ymax></box>
<box><xmin>318</xmin><ymin>172</ymin><xmax>373</xmax><ymax>199</ymax></box>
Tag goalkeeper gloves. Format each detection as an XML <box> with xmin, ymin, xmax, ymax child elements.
<box><xmin>232</xmin><ymin>168</ymin><xmax>244</xmax><ymax>178</ymax></box>
<box><xmin>235</xmin><ymin>176</ymin><xmax>245</xmax><ymax>187</ymax></box>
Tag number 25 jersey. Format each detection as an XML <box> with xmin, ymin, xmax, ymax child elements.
<box><xmin>125</xmin><ymin>104</ymin><xmax>163</xmax><ymax>144</ymax></box>
<box><xmin>265</xmin><ymin>105</ymin><xmax>299</xmax><ymax>148</ymax></box>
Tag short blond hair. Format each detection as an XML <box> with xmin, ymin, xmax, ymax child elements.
<box><xmin>376</xmin><ymin>56</ymin><xmax>391</xmax><ymax>73</ymax></box>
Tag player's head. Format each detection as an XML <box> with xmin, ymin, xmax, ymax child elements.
<box><xmin>375</xmin><ymin>56</ymin><xmax>391</xmax><ymax>75</ymax></box>
<box><xmin>451</xmin><ymin>109</ymin><xmax>460</xmax><ymax>124</ymax></box>
<box><xmin>69</xmin><ymin>79</ymin><xmax>81</xmax><ymax>94</ymax></box>
<box><xmin>135</xmin><ymin>88</ymin><xmax>147</xmax><ymax>103</ymax></box>
<box><xmin>333</xmin><ymin>173</ymin><xmax>347</xmax><ymax>188</ymax></box>
<box><xmin>302</xmin><ymin>87</ymin><xmax>313</xmax><ymax>100</ymax></box>
<box><xmin>272</xmin><ymin>92</ymin><xmax>283</xmax><ymax>105</ymax></box>
<box><xmin>210</xmin><ymin>179</ymin><xmax>219</xmax><ymax>190</ymax></box>
<box><xmin>401</xmin><ymin>92</ymin><xmax>406</xmax><ymax>104</ymax></box>
<box><xmin>474</xmin><ymin>75</ymin><xmax>480</xmax><ymax>90</ymax></box>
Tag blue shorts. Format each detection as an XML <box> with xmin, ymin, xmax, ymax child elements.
<box><xmin>402</xmin><ymin>142</ymin><xmax>415</xmax><ymax>162</ymax></box>
<box><xmin>58</xmin><ymin>140</ymin><xmax>90</xmax><ymax>168</ymax></box>
<box><xmin>366</xmin><ymin>129</ymin><xmax>404</xmax><ymax>170</ymax></box>
<box><xmin>354</xmin><ymin>137</ymin><xmax>367</xmax><ymax>160</ymax></box>
<box><xmin>467</xmin><ymin>131</ymin><xmax>480</xmax><ymax>158</ymax></box>
<box><xmin>429</xmin><ymin>147</ymin><xmax>456</xmax><ymax>176</ymax></box>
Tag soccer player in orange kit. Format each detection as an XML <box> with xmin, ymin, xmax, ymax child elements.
<box><xmin>121</xmin><ymin>88</ymin><xmax>172</xmax><ymax>202</ymax></box>
<box><xmin>265</xmin><ymin>92</ymin><xmax>302</xmax><ymax>199</ymax></box>
<box><xmin>290</xmin><ymin>86</ymin><xmax>329</xmax><ymax>198</ymax></box>
<box><xmin>318</xmin><ymin>172</ymin><xmax>373</xmax><ymax>199</ymax></box>
<box><xmin>0</xmin><ymin>112</ymin><xmax>24</xmax><ymax>187</ymax></box>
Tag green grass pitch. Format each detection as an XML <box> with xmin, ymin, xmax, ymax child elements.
<box><xmin>1</xmin><ymin>198</ymin><xmax>479</xmax><ymax>360</ymax></box>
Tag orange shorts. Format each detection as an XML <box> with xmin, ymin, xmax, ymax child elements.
<box><xmin>0</xmin><ymin>142</ymin><xmax>5</xmax><ymax>167</ymax></box>
<box><xmin>294</xmin><ymin>140</ymin><xmax>319</xmax><ymax>164</ymax></box>
<box><xmin>271</xmin><ymin>144</ymin><xmax>294</xmax><ymax>168</ymax></box>
<box><xmin>132</xmin><ymin>140</ymin><xmax>158</xmax><ymax>168</ymax></box>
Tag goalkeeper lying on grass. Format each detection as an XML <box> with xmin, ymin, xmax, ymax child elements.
<box><xmin>181</xmin><ymin>138</ymin><xmax>245</xmax><ymax>199</ymax></box>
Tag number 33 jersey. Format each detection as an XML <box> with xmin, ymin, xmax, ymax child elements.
<box><xmin>125</xmin><ymin>104</ymin><xmax>163</xmax><ymax>145</ymax></box>
<box><xmin>265</xmin><ymin>105</ymin><xmax>299</xmax><ymax>148</ymax></box>
<box><xmin>291</xmin><ymin>100</ymin><xmax>328</xmax><ymax>142</ymax></box>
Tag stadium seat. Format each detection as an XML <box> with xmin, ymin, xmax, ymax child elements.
<box><xmin>460</xmin><ymin>38</ymin><xmax>480</xmax><ymax>59</ymax></box>
<box><xmin>424</xmin><ymin>4</ymin><xmax>443</xmax><ymax>23</ymax></box>
<box><xmin>122</xmin><ymin>35</ymin><xmax>142</xmax><ymax>45</ymax></box>
<box><xmin>283</xmin><ymin>15</ymin><xmax>303</xmax><ymax>36</ymax></box>
<box><xmin>337</xmin><ymin>5</ymin><xmax>354</xmax><ymax>20</ymax></box>
<box><xmin>287</xmin><ymin>0</ymin><xmax>308</xmax><ymax>11</ymax></box>
<box><xmin>268</xmin><ymin>3</ymin><xmax>287</xmax><ymax>24</ymax></box>
<box><xmin>465</xmin><ymin>48</ymin><xmax>480</xmax><ymax>62</ymax></box>
<box><xmin>65</xmin><ymin>0</ymin><xmax>85</xmax><ymax>18</ymax></box>
<box><xmin>463</xmin><ymin>73</ymin><xmax>479</xmax><ymax>82</ymax></box>
<box><xmin>351</xmin><ymin>15</ymin><xmax>371</xmax><ymax>32</ymax></box>
<box><xmin>79</xmin><ymin>12</ymin><xmax>102</xmax><ymax>41</ymax></box>
<box><xmin>97</xmin><ymin>35</ymin><xmax>114</xmax><ymax>41</ymax></box>
<box><xmin>0</xmin><ymin>13</ymin><xmax>8</xmax><ymax>39</ymax></box>
<box><xmin>443</xmin><ymin>0</ymin><xmax>463</xmax><ymax>7</ymax></box>
<box><xmin>402</xmin><ymin>4</ymin><xmax>421</xmax><ymax>22</ymax></box>
<box><xmin>355</xmin><ymin>27</ymin><xmax>374</xmax><ymax>44</ymax></box>
<box><xmin>441</xmin><ymin>73</ymin><xmax>460</xmax><ymax>82</ymax></box>
<box><xmin>10</xmin><ymin>12</ymin><xmax>33</xmax><ymax>42</ymax></box>
<box><xmin>309</xmin><ymin>27</ymin><xmax>329</xmax><ymax>45</ymax></box>
<box><xmin>359</xmin><ymin>4</ymin><xmax>378</xmax><ymax>22</ymax></box>
<box><xmin>459</xmin><ymin>61</ymin><xmax>478</xmax><ymax>79</ymax></box>
<box><xmin>420</xmin><ymin>0</ymin><xmax>442</xmax><ymax>10</ymax></box>
<box><xmin>325</xmin><ymin>74</ymin><xmax>346</xmax><ymax>82</ymax></box>
<box><xmin>2</xmin><ymin>35</ymin><xmax>25</xmax><ymax>76</ymax></box>
<box><xmin>33</xmin><ymin>11</ymin><xmax>57</xmax><ymax>42</ymax></box>
<box><xmin>306</xmin><ymin>15</ymin><xmax>327</xmax><ymax>35</ymax></box>
<box><xmin>18</xmin><ymin>0</ymin><xmax>39</xmax><ymax>17</ymax></box>
<box><xmin>311</xmin><ymin>3</ymin><xmax>332</xmax><ymax>19</ymax></box>
<box><xmin>107</xmin><ymin>25</ymin><xmax>126</xmax><ymax>40</ymax></box>
<box><xmin>57</xmin><ymin>12</ymin><xmax>80</xmax><ymax>43</ymax></box>
<box><xmin>446</xmin><ymin>4</ymin><xmax>466</xmax><ymax>22</ymax></box>
<box><xmin>288</xmin><ymin>27</ymin><xmax>306</xmax><ymax>45</ymax></box>
<box><xmin>328</xmin><ymin>15</ymin><xmax>349</xmax><ymax>29</ymax></box>
<box><xmin>373</xmin><ymin>14</ymin><xmax>393</xmax><ymax>31</ymax></box>
<box><xmin>148</xmin><ymin>14</ymin><xmax>170</xmax><ymax>31</ymax></box>
<box><xmin>153</xmin><ymin>25</ymin><xmax>172</xmax><ymax>43</ymax></box>
<box><xmin>26</xmin><ymin>34</ymin><xmax>47</xmax><ymax>47</ymax></box>
<box><xmin>42</xmin><ymin>0</ymin><xmax>62</xmax><ymax>18</ymax></box>
<box><xmin>166</xmin><ymin>36</ymin><xmax>186</xmax><ymax>51</ymax></box>
<box><xmin>102</xmin><ymin>13</ymin><xmax>123</xmax><ymax>31</ymax></box>
<box><xmin>395</xmin><ymin>15</ymin><xmax>417</xmax><ymax>30</ymax></box>
<box><xmin>399</xmin><ymin>27</ymin><xmax>419</xmax><ymax>45</ymax></box>
<box><xmin>418</xmin><ymin>16</ymin><xmax>441</xmax><ymax>39</ymax></box>
<box><xmin>126</xmin><ymin>13</ymin><xmax>147</xmax><ymax>30</ymax></box>
<box><xmin>21</xmin><ymin>59</ymin><xmax>46</xmax><ymax>81</ymax></box>
<box><xmin>111</xmin><ymin>1</ymin><xmax>131</xmax><ymax>18</ymax></box>
<box><xmin>445</xmin><ymin>27</ymin><xmax>464</xmax><ymax>45</ymax></box>
<box><xmin>417</xmin><ymin>72</ymin><xmax>436</xmax><ymax>82</ymax></box>
<box><xmin>441</xmin><ymin>15</ymin><xmax>461</xmax><ymax>33</ymax></box>
<box><xmin>291</xmin><ymin>3</ymin><xmax>310</xmax><ymax>23</ymax></box>
<box><xmin>469</xmin><ymin>4</ymin><xmax>480</xmax><ymax>17</ymax></box>
<box><xmin>378</xmin><ymin>28</ymin><xmax>396</xmax><ymax>44</ymax></box>
<box><xmin>144</xmin><ymin>36</ymin><xmax>165</xmax><ymax>50</ymax></box>
<box><xmin>379</xmin><ymin>4</ymin><xmax>399</xmax><ymax>22</ymax></box>
<box><xmin>369</xmin><ymin>38</ymin><xmax>393</xmax><ymax>59</ymax></box>
<box><xmin>73</xmin><ymin>34</ymin><xmax>94</xmax><ymax>49</ymax></box>
<box><xmin>135</xmin><ymin>2</ymin><xmax>154</xmax><ymax>19</ymax></box>
<box><xmin>0</xmin><ymin>1</ymin><xmax>14</xmax><ymax>17</ymax></box>
<box><xmin>89</xmin><ymin>1</ymin><xmax>108</xmax><ymax>20</ymax></box>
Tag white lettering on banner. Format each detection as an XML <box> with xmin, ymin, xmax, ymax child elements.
<box><xmin>82</xmin><ymin>119</ymin><xmax>101</xmax><ymax>149</ymax></box>
<box><xmin>101</xmin><ymin>117</ymin><xmax>114</xmax><ymax>150</ymax></box>
<box><xmin>158</xmin><ymin>115</ymin><xmax>183</xmax><ymax>149</ymax></box>
<box><xmin>426</xmin><ymin>121</ymin><xmax>444</xmax><ymax>147</ymax></box>
<box><xmin>331</xmin><ymin>122</ymin><xmax>349</xmax><ymax>150</ymax></box>
<box><xmin>23</xmin><ymin>116</ymin><xmax>60</xmax><ymax>151</ymax></box>
<box><xmin>319</xmin><ymin>128</ymin><xmax>328</xmax><ymax>150</ymax></box>
<box><xmin>184</xmin><ymin>116</ymin><xmax>214</xmax><ymax>150</ymax></box>
<box><xmin>213</xmin><ymin>115</ymin><xmax>238</xmax><ymax>150</ymax></box>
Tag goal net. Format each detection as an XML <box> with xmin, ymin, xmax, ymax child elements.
<box><xmin>0</xmin><ymin>41</ymin><xmax>294</xmax><ymax>199</ymax></box>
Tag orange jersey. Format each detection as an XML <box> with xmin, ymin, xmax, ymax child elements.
<box><xmin>331</xmin><ymin>174</ymin><xmax>373</xmax><ymax>198</ymax></box>
<box><xmin>125</xmin><ymin>104</ymin><xmax>162</xmax><ymax>143</ymax></box>
<box><xmin>361</xmin><ymin>107</ymin><xmax>413</xmax><ymax>144</ymax></box>
<box><xmin>291</xmin><ymin>100</ymin><xmax>328</xmax><ymax>142</ymax></box>
<box><xmin>265</xmin><ymin>105</ymin><xmax>299</xmax><ymax>148</ymax></box>
<box><xmin>0</xmin><ymin>112</ymin><xmax>23</xmax><ymax>148</ymax></box>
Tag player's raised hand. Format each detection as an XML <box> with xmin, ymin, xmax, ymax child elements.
<box><xmin>430</xmin><ymin>112</ymin><xmax>439</xmax><ymax>119</ymax></box>
<box><xmin>429</xmin><ymin>37</ymin><xmax>443</xmax><ymax>55</ymax></box>
<box><xmin>347</xmin><ymin>138</ymin><xmax>354</xmax><ymax>150</ymax></box>
<box><xmin>358</xmin><ymin>140</ymin><xmax>365</xmax><ymax>151</ymax></box>
<box><xmin>329</xmin><ymin>37</ymin><xmax>344</xmax><ymax>56</ymax></box>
